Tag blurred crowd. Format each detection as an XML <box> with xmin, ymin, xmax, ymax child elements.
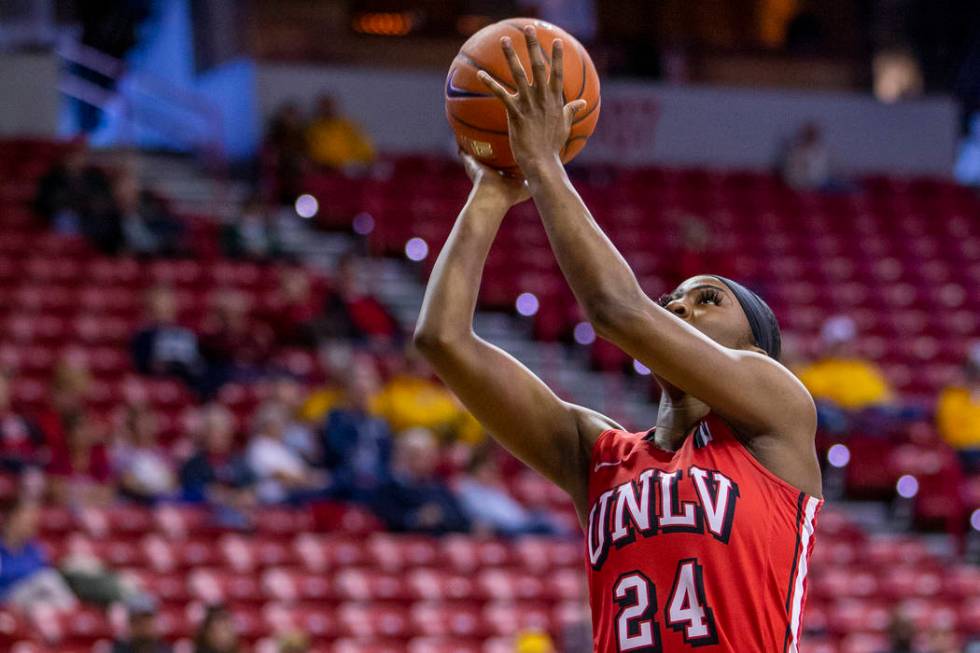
<box><xmin>33</xmin><ymin>139</ymin><xmax>303</xmax><ymax>264</ymax></box>
<box><xmin>1</xmin><ymin>147</ymin><xmax>582</xmax><ymax>651</ymax></box>
<box><xmin>6</xmin><ymin>134</ymin><xmax>979</xmax><ymax>653</ymax></box>
<box><xmin>791</xmin><ymin>313</ymin><xmax>980</xmax><ymax>474</ymax></box>
<box><xmin>263</xmin><ymin>95</ymin><xmax>376</xmax><ymax>204</ymax></box>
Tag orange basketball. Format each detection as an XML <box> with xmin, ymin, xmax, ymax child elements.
<box><xmin>445</xmin><ymin>18</ymin><xmax>601</xmax><ymax>175</ymax></box>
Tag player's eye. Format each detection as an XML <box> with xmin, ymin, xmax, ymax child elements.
<box><xmin>697</xmin><ymin>288</ymin><xmax>723</xmax><ymax>305</ymax></box>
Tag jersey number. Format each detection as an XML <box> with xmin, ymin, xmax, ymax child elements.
<box><xmin>614</xmin><ymin>559</ymin><xmax>717</xmax><ymax>651</ymax></box>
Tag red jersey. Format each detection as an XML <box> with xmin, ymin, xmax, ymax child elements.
<box><xmin>586</xmin><ymin>414</ymin><xmax>822</xmax><ymax>653</ymax></box>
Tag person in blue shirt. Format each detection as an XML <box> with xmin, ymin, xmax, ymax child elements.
<box><xmin>0</xmin><ymin>499</ymin><xmax>76</xmax><ymax>611</ymax></box>
<box><xmin>369</xmin><ymin>428</ymin><xmax>469</xmax><ymax>535</ymax></box>
<box><xmin>319</xmin><ymin>362</ymin><xmax>392</xmax><ymax>502</ymax></box>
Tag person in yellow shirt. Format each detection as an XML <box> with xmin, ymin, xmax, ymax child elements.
<box><xmin>373</xmin><ymin>349</ymin><xmax>484</xmax><ymax>444</ymax></box>
<box><xmin>300</xmin><ymin>345</ymin><xmax>483</xmax><ymax>444</ymax></box>
<box><xmin>306</xmin><ymin>95</ymin><xmax>375</xmax><ymax>170</ymax></box>
<box><xmin>516</xmin><ymin>630</ymin><xmax>556</xmax><ymax>653</ymax></box>
<box><xmin>936</xmin><ymin>347</ymin><xmax>980</xmax><ymax>469</ymax></box>
<box><xmin>796</xmin><ymin>315</ymin><xmax>894</xmax><ymax>410</ymax></box>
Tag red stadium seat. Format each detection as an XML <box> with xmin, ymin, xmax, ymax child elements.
<box><xmin>261</xmin><ymin>568</ymin><xmax>334</xmax><ymax>603</ymax></box>
<box><xmin>334</xmin><ymin>568</ymin><xmax>410</xmax><ymax>602</ymax></box>
<box><xmin>440</xmin><ymin>537</ymin><xmax>512</xmax><ymax>573</ymax></box>
<box><xmin>482</xmin><ymin>601</ymin><xmax>555</xmax><ymax>637</ymax></box>
<box><xmin>294</xmin><ymin>535</ymin><xmax>368</xmax><ymax>571</ymax></box>
<box><xmin>335</xmin><ymin>602</ymin><xmax>410</xmax><ymax>639</ymax></box>
<box><xmin>407</xmin><ymin>637</ymin><xmax>483</xmax><ymax>653</ymax></box>
<box><xmin>404</xmin><ymin>568</ymin><xmax>476</xmax><ymax>602</ymax></box>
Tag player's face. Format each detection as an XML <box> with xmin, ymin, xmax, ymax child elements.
<box><xmin>660</xmin><ymin>276</ymin><xmax>758</xmax><ymax>353</ymax></box>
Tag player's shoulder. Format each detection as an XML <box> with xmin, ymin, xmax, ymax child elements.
<box><xmin>590</xmin><ymin>425</ymin><xmax>650</xmax><ymax>464</ymax></box>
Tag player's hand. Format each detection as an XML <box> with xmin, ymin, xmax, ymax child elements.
<box><xmin>478</xmin><ymin>26</ymin><xmax>586</xmax><ymax>177</ymax></box>
<box><xmin>461</xmin><ymin>151</ymin><xmax>530</xmax><ymax>206</ymax></box>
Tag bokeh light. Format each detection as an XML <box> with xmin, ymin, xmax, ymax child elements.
<box><xmin>573</xmin><ymin>321</ymin><xmax>596</xmax><ymax>345</ymax></box>
<box><xmin>827</xmin><ymin>444</ymin><xmax>851</xmax><ymax>468</ymax></box>
<box><xmin>971</xmin><ymin>509</ymin><xmax>980</xmax><ymax>532</ymax></box>
<box><xmin>294</xmin><ymin>194</ymin><xmax>318</xmax><ymax>219</ymax></box>
<box><xmin>352</xmin><ymin>212</ymin><xmax>375</xmax><ymax>235</ymax></box>
<box><xmin>633</xmin><ymin>360</ymin><xmax>651</xmax><ymax>375</ymax></box>
<box><xmin>515</xmin><ymin>292</ymin><xmax>539</xmax><ymax>317</ymax></box>
<box><xmin>405</xmin><ymin>237</ymin><xmax>429</xmax><ymax>261</ymax></box>
<box><xmin>896</xmin><ymin>474</ymin><xmax>919</xmax><ymax>499</ymax></box>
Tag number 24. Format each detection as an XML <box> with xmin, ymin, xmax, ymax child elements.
<box><xmin>614</xmin><ymin>558</ymin><xmax>718</xmax><ymax>651</ymax></box>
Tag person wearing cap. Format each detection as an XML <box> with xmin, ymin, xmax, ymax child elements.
<box><xmin>416</xmin><ymin>31</ymin><xmax>823</xmax><ymax>652</ymax></box>
<box><xmin>111</xmin><ymin>594</ymin><xmax>171</xmax><ymax>653</ymax></box>
<box><xmin>796</xmin><ymin>314</ymin><xmax>894</xmax><ymax>412</ymax></box>
<box><xmin>936</xmin><ymin>343</ymin><xmax>980</xmax><ymax>471</ymax></box>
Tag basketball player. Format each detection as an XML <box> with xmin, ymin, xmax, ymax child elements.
<box><xmin>414</xmin><ymin>26</ymin><xmax>822</xmax><ymax>653</ymax></box>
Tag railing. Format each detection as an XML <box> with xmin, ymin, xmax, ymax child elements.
<box><xmin>55</xmin><ymin>36</ymin><xmax>226</xmax><ymax>170</ymax></box>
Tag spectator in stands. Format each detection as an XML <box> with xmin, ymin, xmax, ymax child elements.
<box><xmin>0</xmin><ymin>370</ymin><xmax>45</xmax><ymax>471</ymax></box>
<box><xmin>180</xmin><ymin>404</ymin><xmax>252</xmax><ymax>500</ymax></box>
<box><xmin>192</xmin><ymin>604</ymin><xmax>240</xmax><ymax>653</ymax></box>
<box><xmin>264</xmin><ymin>267</ymin><xmax>325</xmax><ymax>348</ymax></box>
<box><xmin>111</xmin><ymin>404</ymin><xmax>177</xmax><ymax>504</ymax></box>
<box><xmin>0</xmin><ymin>499</ymin><xmax>77</xmax><ymax>612</ymax></box>
<box><xmin>322</xmin><ymin>253</ymin><xmax>401</xmax><ymax>346</ymax></box>
<box><xmin>781</xmin><ymin>122</ymin><xmax>832</xmax><ymax>191</ymax></box>
<box><xmin>369</xmin><ymin>428</ymin><xmax>469</xmax><ymax>535</ymax></box>
<box><xmin>277</xmin><ymin>631</ymin><xmax>310</xmax><ymax>653</ymax></box>
<box><xmin>112</xmin><ymin>594</ymin><xmax>171</xmax><ymax>653</ymax></box>
<box><xmin>131</xmin><ymin>285</ymin><xmax>205</xmax><ymax>392</ymax></box>
<box><xmin>516</xmin><ymin>630</ymin><xmax>557</xmax><ymax>653</ymax></box>
<box><xmin>264</xmin><ymin>101</ymin><xmax>309</xmax><ymax>204</ymax></box>
<box><xmin>320</xmin><ymin>357</ymin><xmax>392</xmax><ymax>501</ymax></box>
<box><xmin>37</xmin><ymin>358</ymin><xmax>115</xmax><ymax>506</ymax></box>
<box><xmin>246</xmin><ymin>401</ymin><xmax>329</xmax><ymax>504</ymax></box>
<box><xmin>269</xmin><ymin>375</ymin><xmax>319</xmax><ymax>466</ymax></box>
<box><xmin>300</xmin><ymin>343</ymin><xmax>357</xmax><ymax>424</ymax></box>
<box><xmin>180</xmin><ymin>404</ymin><xmax>255</xmax><ymax>529</ymax></box>
<box><xmin>796</xmin><ymin>315</ymin><xmax>894</xmax><ymax>432</ymax></box>
<box><xmin>668</xmin><ymin>212</ymin><xmax>733</xmax><ymax>287</ymax></box>
<box><xmin>455</xmin><ymin>448</ymin><xmax>566</xmax><ymax>536</ymax></box>
<box><xmin>220</xmin><ymin>195</ymin><xmax>287</xmax><ymax>261</ymax></box>
<box><xmin>374</xmin><ymin>348</ymin><xmax>483</xmax><ymax>443</ymax></box>
<box><xmin>33</xmin><ymin>139</ymin><xmax>114</xmax><ymax>235</ymax></box>
<box><xmin>881</xmin><ymin>609</ymin><xmax>915</xmax><ymax>653</ymax></box>
<box><xmin>306</xmin><ymin>94</ymin><xmax>375</xmax><ymax>171</ymax></box>
<box><xmin>926</xmin><ymin>627</ymin><xmax>961</xmax><ymax>653</ymax></box>
<box><xmin>936</xmin><ymin>343</ymin><xmax>980</xmax><ymax>471</ymax></box>
<box><xmin>46</xmin><ymin>413</ymin><xmax>114</xmax><ymax>507</ymax></box>
<box><xmin>198</xmin><ymin>288</ymin><xmax>275</xmax><ymax>392</ymax></box>
<box><xmin>112</xmin><ymin>169</ymin><xmax>186</xmax><ymax>258</ymax></box>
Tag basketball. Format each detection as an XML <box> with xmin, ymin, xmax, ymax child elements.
<box><xmin>445</xmin><ymin>18</ymin><xmax>601</xmax><ymax>174</ymax></box>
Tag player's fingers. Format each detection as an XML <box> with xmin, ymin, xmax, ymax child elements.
<box><xmin>563</xmin><ymin>99</ymin><xmax>587</xmax><ymax>125</ymax></box>
<box><xmin>549</xmin><ymin>39</ymin><xmax>564</xmax><ymax>96</ymax></box>
<box><xmin>478</xmin><ymin>71</ymin><xmax>519</xmax><ymax>113</ymax></box>
<box><xmin>523</xmin><ymin>26</ymin><xmax>549</xmax><ymax>93</ymax></box>
<box><xmin>500</xmin><ymin>37</ymin><xmax>530</xmax><ymax>97</ymax></box>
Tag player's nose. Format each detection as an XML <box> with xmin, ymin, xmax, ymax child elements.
<box><xmin>666</xmin><ymin>298</ymin><xmax>690</xmax><ymax>320</ymax></box>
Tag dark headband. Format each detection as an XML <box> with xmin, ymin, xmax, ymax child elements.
<box><xmin>712</xmin><ymin>276</ymin><xmax>782</xmax><ymax>360</ymax></box>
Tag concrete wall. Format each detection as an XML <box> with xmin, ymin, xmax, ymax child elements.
<box><xmin>0</xmin><ymin>52</ymin><xmax>59</xmax><ymax>137</ymax></box>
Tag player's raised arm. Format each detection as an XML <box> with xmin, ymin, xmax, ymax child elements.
<box><xmin>479</xmin><ymin>27</ymin><xmax>814</xmax><ymax>439</ymax></box>
<box><xmin>413</xmin><ymin>154</ymin><xmax>618</xmax><ymax>510</ymax></box>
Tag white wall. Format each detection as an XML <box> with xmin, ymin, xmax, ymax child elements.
<box><xmin>257</xmin><ymin>63</ymin><xmax>959</xmax><ymax>175</ymax></box>
<box><xmin>0</xmin><ymin>52</ymin><xmax>59</xmax><ymax>137</ymax></box>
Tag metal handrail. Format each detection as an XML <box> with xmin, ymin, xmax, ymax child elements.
<box><xmin>56</xmin><ymin>34</ymin><xmax>232</xmax><ymax>218</ymax></box>
<box><xmin>56</xmin><ymin>35</ymin><xmax>226</xmax><ymax>166</ymax></box>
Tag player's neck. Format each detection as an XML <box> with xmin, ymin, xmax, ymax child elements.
<box><xmin>652</xmin><ymin>384</ymin><xmax>710</xmax><ymax>452</ymax></box>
